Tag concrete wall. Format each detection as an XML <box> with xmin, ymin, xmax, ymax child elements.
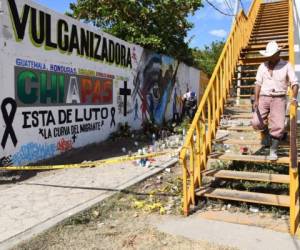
<box><xmin>0</xmin><ymin>0</ymin><xmax>201</xmax><ymax>166</ymax></box>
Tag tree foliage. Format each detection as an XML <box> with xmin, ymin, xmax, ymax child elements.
<box><xmin>192</xmin><ymin>40</ymin><xmax>225</xmax><ymax>76</ymax></box>
<box><xmin>68</xmin><ymin>0</ymin><xmax>203</xmax><ymax>64</ymax></box>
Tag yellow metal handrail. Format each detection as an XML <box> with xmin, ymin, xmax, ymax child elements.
<box><xmin>288</xmin><ymin>0</ymin><xmax>299</xmax><ymax>235</ymax></box>
<box><xmin>179</xmin><ymin>0</ymin><xmax>262</xmax><ymax>216</ymax></box>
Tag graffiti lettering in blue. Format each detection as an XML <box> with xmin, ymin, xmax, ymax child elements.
<box><xmin>12</xmin><ymin>143</ymin><xmax>56</xmax><ymax>166</ymax></box>
<box><xmin>50</xmin><ymin>64</ymin><xmax>77</xmax><ymax>74</ymax></box>
<box><xmin>16</xmin><ymin>58</ymin><xmax>47</xmax><ymax>70</ymax></box>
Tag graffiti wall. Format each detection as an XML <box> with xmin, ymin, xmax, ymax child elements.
<box><xmin>0</xmin><ymin>0</ymin><xmax>201</xmax><ymax>166</ymax></box>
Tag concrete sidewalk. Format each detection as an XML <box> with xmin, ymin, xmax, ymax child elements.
<box><xmin>154</xmin><ymin>214</ymin><xmax>300</xmax><ymax>250</ymax></box>
<box><xmin>0</xmin><ymin>156</ymin><xmax>177</xmax><ymax>250</ymax></box>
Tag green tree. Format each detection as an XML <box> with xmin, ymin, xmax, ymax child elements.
<box><xmin>68</xmin><ymin>0</ymin><xmax>202</xmax><ymax>64</ymax></box>
<box><xmin>192</xmin><ymin>40</ymin><xmax>225</xmax><ymax>76</ymax></box>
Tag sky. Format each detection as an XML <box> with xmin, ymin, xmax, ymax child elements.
<box><xmin>187</xmin><ymin>0</ymin><xmax>252</xmax><ymax>48</ymax></box>
<box><xmin>34</xmin><ymin>0</ymin><xmax>252</xmax><ymax>49</ymax></box>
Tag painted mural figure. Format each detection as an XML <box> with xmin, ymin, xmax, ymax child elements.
<box><xmin>134</xmin><ymin>99</ymin><xmax>139</xmax><ymax>120</ymax></box>
<box><xmin>133</xmin><ymin>52</ymin><xmax>178</xmax><ymax>126</ymax></box>
<box><xmin>172</xmin><ymin>87</ymin><xmax>180</xmax><ymax>123</ymax></box>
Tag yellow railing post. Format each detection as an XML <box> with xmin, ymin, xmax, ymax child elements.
<box><xmin>201</xmin><ymin>110</ymin><xmax>207</xmax><ymax>169</ymax></box>
<box><xmin>212</xmin><ymin>84</ymin><xmax>216</xmax><ymax>136</ymax></box>
<box><xmin>216</xmin><ymin>74</ymin><xmax>220</xmax><ymax>122</ymax></box>
<box><xmin>181</xmin><ymin>157</ymin><xmax>189</xmax><ymax>216</ymax></box>
<box><xmin>196</xmin><ymin>123</ymin><xmax>201</xmax><ymax>186</ymax></box>
<box><xmin>289</xmin><ymin>102</ymin><xmax>299</xmax><ymax>234</ymax></box>
<box><xmin>288</xmin><ymin>0</ymin><xmax>299</xmax><ymax>235</ymax></box>
<box><xmin>189</xmin><ymin>140</ymin><xmax>195</xmax><ymax>205</ymax></box>
<box><xmin>289</xmin><ymin>0</ymin><xmax>295</xmax><ymax>66</ymax></box>
<box><xmin>207</xmin><ymin>97</ymin><xmax>212</xmax><ymax>152</ymax></box>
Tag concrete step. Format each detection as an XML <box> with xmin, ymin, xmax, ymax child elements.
<box><xmin>222</xmin><ymin>126</ymin><xmax>256</xmax><ymax>132</ymax></box>
<box><xmin>256</xmin><ymin>13</ymin><xmax>288</xmax><ymax>18</ymax></box>
<box><xmin>245</xmin><ymin>43</ymin><xmax>288</xmax><ymax>50</ymax></box>
<box><xmin>249</xmin><ymin>33</ymin><xmax>288</xmax><ymax>40</ymax></box>
<box><xmin>224</xmin><ymin>107</ymin><xmax>252</xmax><ymax>113</ymax></box>
<box><xmin>226</xmin><ymin>98</ymin><xmax>253</xmax><ymax>105</ymax></box>
<box><xmin>241</xmin><ymin>50</ymin><xmax>289</xmax><ymax>56</ymax></box>
<box><xmin>235</xmin><ymin>69</ymin><xmax>257</xmax><ymax>74</ymax></box>
<box><xmin>214</xmin><ymin>138</ymin><xmax>290</xmax><ymax>146</ymax></box>
<box><xmin>261</xmin><ymin>2</ymin><xmax>288</xmax><ymax>8</ymax></box>
<box><xmin>223</xmin><ymin>113</ymin><xmax>253</xmax><ymax>119</ymax></box>
<box><xmin>262</xmin><ymin>1</ymin><xmax>288</xmax><ymax>5</ymax></box>
<box><xmin>235</xmin><ymin>85</ymin><xmax>255</xmax><ymax>89</ymax></box>
<box><xmin>196</xmin><ymin>188</ymin><xmax>290</xmax><ymax>207</ymax></box>
<box><xmin>258</xmin><ymin>11</ymin><xmax>289</xmax><ymax>16</ymax></box>
<box><xmin>239</xmin><ymin>55</ymin><xmax>289</xmax><ymax>64</ymax></box>
<box><xmin>248</xmin><ymin>39</ymin><xmax>288</xmax><ymax>46</ymax></box>
<box><xmin>253</xmin><ymin>22</ymin><xmax>288</xmax><ymax>28</ymax></box>
<box><xmin>252</xmin><ymin>26</ymin><xmax>288</xmax><ymax>33</ymax></box>
<box><xmin>255</xmin><ymin>16</ymin><xmax>288</xmax><ymax>22</ymax></box>
<box><xmin>254</xmin><ymin>19</ymin><xmax>289</xmax><ymax>27</ymax></box>
<box><xmin>203</xmin><ymin>169</ymin><xmax>290</xmax><ymax>184</ymax></box>
<box><xmin>209</xmin><ymin>153</ymin><xmax>291</xmax><ymax>165</ymax></box>
<box><xmin>251</xmin><ymin>29</ymin><xmax>289</xmax><ymax>36</ymax></box>
<box><xmin>250</xmin><ymin>32</ymin><xmax>288</xmax><ymax>39</ymax></box>
<box><xmin>249</xmin><ymin>36</ymin><xmax>288</xmax><ymax>43</ymax></box>
<box><xmin>233</xmin><ymin>77</ymin><xmax>255</xmax><ymax>81</ymax></box>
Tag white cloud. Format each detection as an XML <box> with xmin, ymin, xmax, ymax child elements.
<box><xmin>209</xmin><ymin>29</ymin><xmax>227</xmax><ymax>38</ymax></box>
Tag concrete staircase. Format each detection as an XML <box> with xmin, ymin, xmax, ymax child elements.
<box><xmin>180</xmin><ymin>0</ymin><xmax>299</xmax><ymax>234</ymax></box>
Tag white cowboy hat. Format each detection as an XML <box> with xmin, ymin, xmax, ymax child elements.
<box><xmin>259</xmin><ymin>41</ymin><xmax>282</xmax><ymax>57</ymax></box>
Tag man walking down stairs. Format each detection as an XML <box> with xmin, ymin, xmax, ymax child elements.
<box><xmin>251</xmin><ymin>41</ymin><xmax>299</xmax><ymax>160</ymax></box>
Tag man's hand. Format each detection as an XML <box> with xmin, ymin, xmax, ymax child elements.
<box><xmin>254</xmin><ymin>85</ymin><xmax>261</xmax><ymax>111</ymax></box>
<box><xmin>291</xmin><ymin>85</ymin><xmax>299</xmax><ymax>106</ymax></box>
<box><xmin>291</xmin><ymin>98</ymin><xmax>298</xmax><ymax>106</ymax></box>
<box><xmin>253</xmin><ymin>100</ymin><xmax>259</xmax><ymax>110</ymax></box>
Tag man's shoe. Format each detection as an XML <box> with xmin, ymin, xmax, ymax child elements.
<box><xmin>268</xmin><ymin>138</ymin><xmax>280</xmax><ymax>161</ymax></box>
<box><xmin>269</xmin><ymin>149</ymin><xmax>278</xmax><ymax>161</ymax></box>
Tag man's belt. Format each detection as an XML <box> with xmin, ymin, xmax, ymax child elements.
<box><xmin>260</xmin><ymin>94</ymin><xmax>286</xmax><ymax>97</ymax></box>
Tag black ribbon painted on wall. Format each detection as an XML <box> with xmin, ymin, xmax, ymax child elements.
<box><xmin>1</xmin><ymin>98</ymin><xmax>18</xmax><ymax>149</ymax></box>
<box><xmin>110</xmin><ymin>107</ymin><xmax>116</xmax><ymax>128</ymax></box>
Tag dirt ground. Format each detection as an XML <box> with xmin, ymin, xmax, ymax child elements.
<box><xmin>3</xmin><ymin>122</ymin><xmax>293</xmax><ymax>249</ymax></box>
<box><xmin>12</xmin><ymin>161</ymin><xmax>291</xmax><ymax>250</ymax></box>
<box><xmin>12</xmin><ymin>164</ymin><xmax>236</xmax><ymax>250</ymax></box>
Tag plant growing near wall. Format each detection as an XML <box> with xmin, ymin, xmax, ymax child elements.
<box><xmin>192</xmin><ymin>40</ymin><xmax>225</xmax><ymax>76</ymax></box>
<box><xmin>67</xmin><ymin>0</ymin><xmax>203</xmax><ymax>64</ymax></box>
<box><xmin>109</xmin><ymin>122</ymin><xmax>132</xmax><ymax>140</ymax></box>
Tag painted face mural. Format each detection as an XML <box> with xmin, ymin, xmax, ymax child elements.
<box><xmin>133</xmin><ymin>51</ymin><xmax>178</xmax><ymax>125</ymax></box>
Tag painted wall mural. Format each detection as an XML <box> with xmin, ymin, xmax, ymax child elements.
<box><xmin>133</xmin><ymin>51</ymin><xmax>178</xmax><ymax>125</ymax></box>
<box><xmin>0</xmin><ymin>0</ymin><xmax>201</xmax><ymax>166</ymax></box>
